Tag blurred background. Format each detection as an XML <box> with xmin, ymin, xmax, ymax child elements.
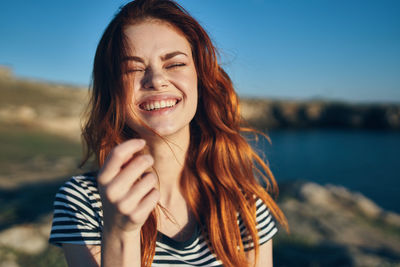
<box><xmin>0</xmin><ymin>0</ymin><xmax>399</xmax><ymax>266</ymax></box>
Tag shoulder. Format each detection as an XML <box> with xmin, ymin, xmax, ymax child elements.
<box><xmin>49</xmin><ymin>173</ymin><xmax>103</xmax><ymax>246</ymax></box>
<box><xmin>54</xmin><ymin>172</ymin><xmax>101</xmax><ymax>214</ymax></box>
<box><xmin>55</xmin><ymin>174</ymin><xmax>100</xmax><ymax>206</ymax></box>
<box><xmin>60</xmin><ymin>173</ymin><xmax>98</xmax><ymax>193</ymax></box>
<box><xmin>59</xmin><ymin>173</ymin><xmax>98</xmax><ymax>193</ymax></box>
<box><xmin>238</xmin><ymin>197</ymin><xmax>278</xmax><ymax>251</ymax></box>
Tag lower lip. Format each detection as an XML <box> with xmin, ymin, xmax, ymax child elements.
<box><xmin>139</xmin><ymin>101</ymin><xmax>180</xmax><ymax>116</ymax></box>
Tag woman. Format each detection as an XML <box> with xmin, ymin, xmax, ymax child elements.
<box><xmin>49</xmin><ymin>0</ymin><xmax>288</xmax><ymax>266</ymax></box>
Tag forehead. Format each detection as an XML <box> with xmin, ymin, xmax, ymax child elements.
<box><xmin>124</xmin><ymin>19</ymin><xmax>192</xmax><ymax>57</ymax></box>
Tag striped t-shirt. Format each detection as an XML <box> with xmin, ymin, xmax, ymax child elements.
<box><xmin>49</xmin><ymin>175</ymin><xmax>278</xmax><ymax>266</ymax></box>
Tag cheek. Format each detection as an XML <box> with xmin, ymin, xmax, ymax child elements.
<box><xmin>175</xmin><ymin>69</ymin><xmax>198</xmax><ymax>97</ymax></box>
<box><xmin>184</xmin><ymin>79</ymin><xmax>198</xmax><ymax>106</ymax></box>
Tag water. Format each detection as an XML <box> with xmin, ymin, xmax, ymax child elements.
<box><xmin>255</xmin><ymin>129</ymin><xmax>400</xmax><ymax>213</ymax></box>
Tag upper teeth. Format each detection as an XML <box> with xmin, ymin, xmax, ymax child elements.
<box><xmin>142</xmin><ymin>99</ymin><xmax>177</xmax><ymax>111</ymax></box>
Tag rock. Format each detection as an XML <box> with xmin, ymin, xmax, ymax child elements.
<box><xmin>382</xmin><ymin>212</ymin><xmax>400</xmax><ymax>228</ymax></box>
<box><xmin>352</xmin><ymin>192</ymin><xmax>383</xmax><ymax>218</ymax></box>
<box><xmin>305</xmin><ymin>103</ymin><xmax>323</xmax><ymax>120</ymax></box>
<box><xmin>325</xmin><ymin>184</ymin><xmax>383</xmax><ymax>219</ymax></box>
<box><xmin>275</xmin><ymin>180</ymin><xmax>400</xmax><ymax>267</ymax></box>
<box><xmin>0</xmin><ymin>223</ymin><xmax>50</xmax><ymax>255</ymax></box>
<box><xmin>298</xmin><ymin>182</ymin><xmax>335</xmax><ymax>208</ymax></box>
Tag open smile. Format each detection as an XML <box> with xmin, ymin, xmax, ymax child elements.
<box><xmin>138</xmin><ymin>97</ymin><xmax>182</xmax><ymax>112</ymax></box>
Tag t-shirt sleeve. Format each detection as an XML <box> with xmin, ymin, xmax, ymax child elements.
<box><xmin>49</xmin><ymin>176</ymin><xmax>103</xmax><ymax>246</ymax></box>
<box><xmin>238</xmin><ymin>198</ymin><xmax>278</xmax><ymax>251</ymax></box>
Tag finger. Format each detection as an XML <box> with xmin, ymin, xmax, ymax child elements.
<box><xmin>129</xmin><ymin>188</ymin><xmax>160</xmax><ymax>224</ymax></box>
<box><xmin>98</xmin><ymin>139</ymin><xmax>146</xmax><ymax>185</ymax></box>
<box><xmin>117</xmin><ymin>172</ymin><xmax>158</xmax><ymax>215</ymax></box>
<box><xmin>105</xmin><ymin>155</ymin><xmax>154</xmax><ymax>202</ymax></box>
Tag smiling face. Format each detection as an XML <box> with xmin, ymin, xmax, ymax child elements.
<box><xmin>123</xmin><ymin>19</ymin><xmax>198</xmax><ymax>139</ymax></box>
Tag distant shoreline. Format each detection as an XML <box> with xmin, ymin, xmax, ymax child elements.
<box><xmin>241</xmin><ymin>98</ymin><xmax>400</xmax><ymax>131</ymax></box>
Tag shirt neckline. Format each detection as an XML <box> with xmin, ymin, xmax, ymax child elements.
<box><xmin>156</xmin><ymin>221</ymin><xmax>200</xmax><ymax>249</ymax></box>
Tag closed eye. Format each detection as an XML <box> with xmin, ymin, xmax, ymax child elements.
<box><xmin>166</xmin><ymin>63</ymin><xmax>186</xmax><ymax>69</ymax></box>
<box><xmin>125</xmin><ymin>68</ymin><xmax>145</xmax><ymax>74</ymax></box>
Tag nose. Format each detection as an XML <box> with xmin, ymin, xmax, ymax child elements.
<box><xmin>142</xmin><ymin>68</ymin><xmax>168</xmax><ymax>90</ymax></box>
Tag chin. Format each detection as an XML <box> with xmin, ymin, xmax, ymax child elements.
<box><xmin>130</xmin><ymin>122</ymin><xmax>190</xmax><ymax>140</ymax></box>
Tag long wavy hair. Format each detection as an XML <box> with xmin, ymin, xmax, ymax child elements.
<box><xmin>81</xmin><ymin>0</ymin><xmax>288</xmax><ymax>266</ymax></box>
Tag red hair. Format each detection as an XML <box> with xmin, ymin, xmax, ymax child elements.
<box><xmin>81</xmin><ymin>0</ymin><xmax>288</xmax><ymax>266</ymax></box>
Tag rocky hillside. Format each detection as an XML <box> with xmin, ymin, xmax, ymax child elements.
<box><xmin>0</xmin><ymin>67</ymin><xmax>87</xmax><ymax>141</ymax></box>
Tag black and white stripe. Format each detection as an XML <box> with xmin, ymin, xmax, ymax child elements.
<box><xmin>238</xmin><ymin>198</ymin><xmax>278</xmax><ymax>251</ymax></box>
<box><xmin>49</xmin><ymin>175</ymin><xmax>278</xmax><ymax>266</ymax></box>
<box><xmin>50</xmin><ymin>176</ymin><xmax>102</xmax><ymax>245</ymax></box>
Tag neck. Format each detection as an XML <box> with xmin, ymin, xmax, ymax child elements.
<box><xmin>144</xmin><ymin>127</ymin><xmax>190</xmax><ymax>208</ymax></box>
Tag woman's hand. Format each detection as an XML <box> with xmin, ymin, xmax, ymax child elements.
<box><xmin>98</xmin><ymin>139</ymin><xmax>160</xmax><ymax>266</ymax></box>
<box><xmin>98</xmin><ymin>139</ymin><xmax>160</xmax><ymax>235</ymax></box>
<box><xmin>62</xmin><ymin>139</ymin><xmax>159</xmax><ymax>267</ymax></box>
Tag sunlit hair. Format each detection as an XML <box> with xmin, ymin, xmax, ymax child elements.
<box><xmin>81</xmin><ymin>0</ymin><xmax>288</xmax><ymax>265</ymax></box>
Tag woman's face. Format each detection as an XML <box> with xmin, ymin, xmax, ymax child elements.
<box><xmin>123</xmin><ymin>19</ymin><xmax>198</xmax><ymax>139</ymax></box>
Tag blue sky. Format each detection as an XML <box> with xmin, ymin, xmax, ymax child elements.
<box><xmin>1</xmin><ymin>0</ymin><xmax>399</xmax><ymax>103</ymax></box>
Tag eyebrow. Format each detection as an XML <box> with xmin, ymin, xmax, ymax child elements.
<box><xmin>122</xmin><ymin>55</ymin><xmax>144</xmax><ymax>63</ymax></box>
<box><xmin>122</xmin><ymin>51</ymin><xmax>188</xmax><ymax>63</ymax></box>
<box><xmin>161</xmin><ymin>51</ymin><xmax>188</xmax><ymax>61</ymax></box>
